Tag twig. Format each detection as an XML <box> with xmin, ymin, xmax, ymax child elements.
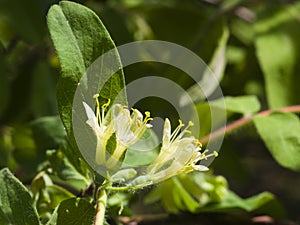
<box><xmin>94</xmin><ymin>187</ymin><xmax>108</xmax><ymax>225</ymax></box>
<box><xmin>200</xmin><ymin>105</ymin><xmax>300</xmax><ymax>144</ymax></box>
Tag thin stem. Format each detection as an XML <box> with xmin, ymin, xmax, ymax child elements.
<box><xmin>106</xmin><ymin>181</ymin><xmax>152</xmax><ymax>192</ymax></box>
<box><xmin>200</xmin><ymin>105</ymin><xmax>300</xmax><ymax>145</ymax></box>
<box><xmin>94</xmin><ymin>186</ymin><xmax>108</xmax><ymax>225</ymax></box>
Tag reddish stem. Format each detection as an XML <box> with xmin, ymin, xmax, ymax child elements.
<box><xmin>200</xmin><ymin>105</ymin><xmax>300</xmax><ymax>144</ymax></box>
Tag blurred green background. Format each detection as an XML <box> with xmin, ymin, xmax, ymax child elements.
<box><xmin>1</xmin><ymin>0</ymin><xmax>300</xmax><ymax>222</ymax></box>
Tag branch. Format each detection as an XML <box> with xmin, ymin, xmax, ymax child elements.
<box><xmin>94</xmin><ymin>187</ymin><xmax>108</xmax><ymax>225</ymax></box>
<box><xmin>200</xmin><ymin>105</ymin><xmax>300</xmax><ymax>145</ymax></box>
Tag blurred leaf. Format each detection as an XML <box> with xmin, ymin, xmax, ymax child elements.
<box><xmin>145</xmin><ymin>172</ymin><xmax>281</xmax><ymax>216</ymax></box>
<box><xmin>12</xmin><ymin>125</ymin><xmax>42</xmax><ymax>176</ymax></box>
<box><xmin>254</xmin><ymin>112</ymin><xmax>300</xmax><ymax>171</ymax></box>
<box><xmin>47</xmin><ymin>198</ymin><xmax>95</xmax><ymax>225</ymax></box>
<box><xmin>211</xmin><ymin>95</ymin><xmax>261</xmax><ymax>115</ymax></box>
<box><xmin>60</xmin><ymin>141</ymin><xmax>90</xmax><ymax>179</ymax></box>
<box><xmin>145</xmin><ymin>173</ymin><xmax>228</xmax><ymax>214</ymax></box>
<box><xmin>0</xmin><ymin>63</ymin><xmax>10</xmax><ymax>118</ymax></box>
<box><xmin>181</xmin><ymin>21</ymin><xmax>229</xmax><ymax>105</ymax></box>
<box><xmin>0</xmin><ymin>127</ymin><xmax>17</xmax><ymax>169</ymax></box>
<box><xmin>47</xmin><ymin>149</ymin><xmax>90</xmax><ymax>190</ymax></box>
<box><xmin>107</xmin><ymin>192</ymin><xmax>132</xmax><ymax>217</ymax></box>
<box><xmin>230</xmin><ymin>17</ymin><xmax>254</xmax><ymax>45</ymax></box>
<box><xmin>198</xmin><ymin>191</ymin><xmax>284</xmax><ymax>218</ymax></box>
<box><xmin>195</xmin><ymin>95</ymin><xmax>259</xmax><ymax>137</ymax></box>
<box><xmin>221</xmin><ymin>0</ymin><xmax>246</xmax><ymax>11</ymax></box>
<box><xmin>30</xmin><ymin>62</ymin><xmax>58</xmax><ymax>117</ymax></box>
<box><xmin>123</xmin><ymin>129</ymin><xmax>159</xmax><ymax>167</ymax></box>
<box><xmin>172</xmin><ymin>176</ymin><xmax>200</xmax><ymax>212</ymax></box>
<box><xmin>30</xmin><ymin>116</ymin><xmax>66</xmax><ymax>150</ymax></box>
<box><xmin>226</xmin><ymin>45</ymin><xmax>247</xmax><ymax>64</ymax></box>
<box><xmin>47</xmin><ymin>1</ymin><xmax>127</xmax><ymax>171</ymax></box>
<box><xmin>0</xmin><ymin>168</ymin><xmax>41</xmax><ymax>225</ymax></box>
<box><xmin>255</xmin><ymin>3</ymin><xmax>300</xmax><ymax>108</ymax></box>
<box><xmin>0</xmin><ymin>0</ymin><xmax>45</xmax><ymax>42</ymax></box>
<box><xmin>0</xmin><ymin>21</ymin><xmax>15</xmax><ymax>47</ymax></box>
<box><xmin>196</xmin><ymin>101</ymin><xmax>226</xmax><ymax>138</ymax></box>
<box><xmin>31</xmin><ymin>173</ymin><xmax>74</xmax><ymax>221</ymax></box>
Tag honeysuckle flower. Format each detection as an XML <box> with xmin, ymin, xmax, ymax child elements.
<box><xmin>84</xmin><ymin>94</ymin><xmax>217</xmax><ymax>187</ymax></box>
<box><xmin>106</xmin><ymin>106</ymin><xmax>152</xmax><ymax>168</ymax></box>
<box><xmin>83</xmin><ymin>94</ymin><xmax>152</xmax><ymax>170</ymax></box>
<box><xmin>131</xmin><ymin>118</ymin><xmax>218</xmax><ymax>186</ymax></box>
<box><xmin>83</xmin><ymin>94</ymin><xmax>114</xmax><ymax>165</ymax></box>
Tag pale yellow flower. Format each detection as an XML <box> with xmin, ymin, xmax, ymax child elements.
<box><xmin>83</xmin><ymin>95</ymin><xmax>114</xmax><ymax>165</ymax></box>
<box><xmin>106</xmin><ymin>106</ymin><xmax>152</xmax><ymax>168</ymax></box>
<box><xmin>131</xmin><ymin>118</ymin><xmax>217</xmax><ymax>186</ymax></box>
<box><xmin>83</xmin><ymin>94</ymin><xmax>152</xmax><ymax>169</ymax></box>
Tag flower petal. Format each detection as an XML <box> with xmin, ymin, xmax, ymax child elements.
<box><xmin>83</xmin><ymin>102</ymin><xmax>101</xmax><ymax>133</ymax></box>
<box><xmin>162</xmin><ymin>118</ymin><xmax>171</xmax><ymax>147</ymax></box>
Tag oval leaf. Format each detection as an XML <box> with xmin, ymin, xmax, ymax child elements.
<box><xmin>47</xmin><ymin>1</ymin><xmax>127</xmax><ymax>171</ymax></box>
<box><xmin>0</xmin><ymin>168</ymin><xmax>40</xmax><ymax>225</ymax></box>
<box><xmin>47</xmin><ymin>198</ymin><xmax>95</xmax><ymax>225</ymax></box>
<box><xmin>254</xmin><ymin>112</ymin><xmax>300</xmax><ymax>171</ymax></box>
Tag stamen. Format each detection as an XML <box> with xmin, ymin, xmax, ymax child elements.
<box><xmin>100</xmin><ymin>99</ymin><xmax>110</xmax><ymax>124</ymax></box>
<box><xmin>179</xmin><ymin>120</ymin><xmax>185</xmax><ymax>127</ymax></box>
<box><xmin>102</xmin><ymin>99</ymin><xmax>111</xmax><ymax>109</ymax></box>
<box><xmin>93</xmin><ymin>94</ymin><xmax>101</xmax><ymax>122</ymax></box>
<box><xmin>195</xmin><ymin>139</ymin><xmax>202</xmax><ymax>148</ymax></box>
<box><xmin>188</xmin><ymin>121</ymin><xmax>194</xmax><ymax>126</ymax></box>
<box><xmin>144</xmin><ymin>111</ymin><xmax>153</xmax><ymax>123</ymax></box>
<box><xmin>145</xmin><ymin>111</ymin><xmax>150</xmax><ymax>118</ymax></box>
<box><xmin>93</xmin><ymin>94</ymin><xmax>99</xmax><ymax>99</ymax></box>
<box><xmin>199</xmin><ymin>149</ymin><xmax>218</xmax><ymax>160</ymax></box>
<box><xmin>177</xmin><ymin>120</ymin><xmax>193</xmax><ymax>140</ymax></box>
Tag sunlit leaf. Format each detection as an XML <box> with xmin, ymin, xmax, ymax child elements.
<box><xmin>211</xmin><ymin>95</ymin><xmax>261</xmax><ymax>115</ymax></box>
<box><xmin>47</xmin><ymin>1</ymin><xmax>127</xmax><ymax>172</ymax></box>
<box><xmin>47</xmin><ymin>198</ymin><xmax>95</xmax><ymax>225</ymax></box>
<box><xmin>0</xmin><ymin>168</ymin><xmax>40</xmax><ymax>225</ymax></box>
<box><xmin>254</xmin><ymin>112</ymin><xmax>300</xmax><ymax>171</ymax></box>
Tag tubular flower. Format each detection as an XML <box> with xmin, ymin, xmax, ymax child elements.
<box><xmin>131</xmin><ymin>118</ymin><xmax>217</xmax><ymax>185</ymax></box>
<box><xmin>106</xmin><ymin>106</ymin><xmax>152</xmax><ymax>168</ymax></box>
<box><xmin>83</xmin><ymin>94</ymin><xmax>114</xmax><ymax>165</ymax></box>
<box><xmin>83</xmin><ymin>94</ymin><xmax>152</xmax><ymax>169</ymax></box>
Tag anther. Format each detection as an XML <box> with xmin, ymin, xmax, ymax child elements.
<box><xmin>93</xmin><ymin>94</ymin><xmax>99</xmax><ymax>99</ymax></box>
<box><xmin>102</xmin><ymin>99</ymin><xmax>111</xmax><ymax>109</ymax></box>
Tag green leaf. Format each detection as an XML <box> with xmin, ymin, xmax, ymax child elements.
<box><xmin>180</xmin><ymin>20</ymin><xmax>229</xmax><ymax>105</ymax></box>
<box><xmin>12</xmin><ymin>124</ymin><xmax>41</xmax><ymax>177</ymax></box>
<box><xmin>30</xmin><ymin>62</ymin><xmax>58</xmax><ymax>117</ymax></box>
<box><xmin>221</xmin><ymin>0</ymin><xmax>247</xmax><ymax>11</ymax></box>
<box><xmin>47</xmin><ymin>198</ymin><xmax>95</xmax><ymax>225</ymax></box>
<box><xmin>30</xmin><ymin>116</ymin><xmax>66</xmax><ymax>151</ymax></box>
<box><xmin>255</xmin><ymin>3</ymin><xmax>300</xmax><ymax>108</ymax></box>
<box><xmin>172</xmin><ymin>177</ymin><xmax>200</xmax><ymax>212</ymax></box>
<box><xmin>0</xmin><ymin>168</ymin><xmax>40</xmax><ymax>225</ymax></box>
<box><xmin>145</xmin><ymin>173</ymin><xmax>228</xmax><ymax>214</ymax></box>
<box><xmin>31</xmin><ymin>173</ymin><xmax>74</xmax><ymax>221</ymax></box>
<box><xmin>47</xmin><ymin>1</ymin><xmax>127</xmax><ymax>170</ymax></box>
<box><xmin>198</xmin><ymin>191</ymin><xmax>284</xmax><ymax>218</ymax></box>
<box><xmin>253</xmin><ymin>112</ymin><xmax>300</xmax><ymax>171</ymax></box>
<box><xmin>47</xmin><ymin>149</ymin><xmax>90</xmax><ymax>190</ymax></box>
<box><xmin>123</xmin><ymin>129</ymin><xmax>159</xmax><ymax>167</ymax></box>
<box><xmin>211</xmin><ymin>95</ymin><xmax>261</xmax><ymax>115</ymax></box>
<box><xmin>0</xmin><ymin>61</ymin><xmax>10</xmax><ymax>118</ymax></box>
<box><xmin>0</xmin><ymin>0</ymin><xmax>45</xmax><ymax>43</ymax></box>
<box><xmin>195</xmin><ymin>95</ymin><xmax>259</xmax><ymax>137</ymax></box>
